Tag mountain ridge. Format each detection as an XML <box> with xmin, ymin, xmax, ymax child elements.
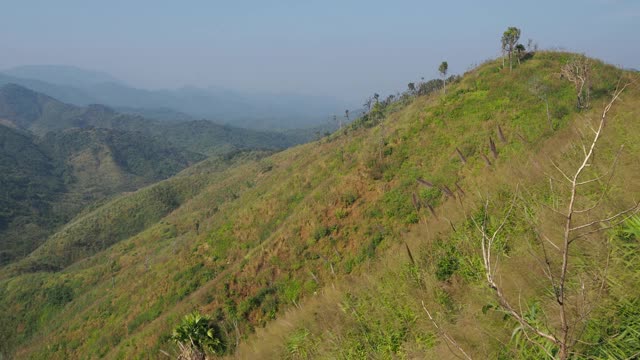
<box><xmin>1</xmin><ymin>52</ymin><xmax>639</xmax><ymax>359</ymax></box>
<box><xmin>0</xmin><ymin>67</ymin><xmax>349</xmax><ymax>129</ymax></box>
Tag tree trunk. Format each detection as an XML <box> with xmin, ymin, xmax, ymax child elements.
<box><xmin>509</xmin><ymin>50</ymin><xmax>513</xmax><ymax>72</ymax></box>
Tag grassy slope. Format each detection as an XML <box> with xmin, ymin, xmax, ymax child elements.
<box><xmin>1</xmin><ymin>52</ymin><xmax>638</xmax><ymax>359</ymax></box>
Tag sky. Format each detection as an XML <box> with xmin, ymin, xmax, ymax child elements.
<box><xmin>1</xmin><ymin>0</ymin><xmax>638</xmax><ymax>105</ymax></box>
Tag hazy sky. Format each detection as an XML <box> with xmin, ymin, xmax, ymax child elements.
<box><xmin>1</xmin><ymin>0</ymin><xmax>638</xmax><ymax>104</ymax></box>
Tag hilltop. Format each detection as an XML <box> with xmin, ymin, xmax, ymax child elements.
<box><xmin>0</xmin><ymin>52</ymin><xmax>639</xmax><ymax>359</ymax></box>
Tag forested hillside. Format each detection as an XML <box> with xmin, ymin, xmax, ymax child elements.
<box><xmin>1</xmin><ymin>51</ymin><xmax>638</xmax><ymax>359</ymax></box>
<box><xmin>0</xmin><ymin>84</ymin><xmax>309</xmax><ymax>267</ymax></box>
<box><xmin>0</xmin><ymin>123</ymin><xmax>205</xmax><ymax>266</ymax></box>
<box><xmin>0</xmin><ymin>84</ymin><xmax>307</xmax><ymax>155</ymax></box>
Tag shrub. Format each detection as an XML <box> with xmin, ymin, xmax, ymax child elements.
<box><xmin>435</xmin><ymin>254</ymin><xmax>459</xmax><ymax>281</ymax></box>
<box><xmin>312</xmin><ymin>226</ymin><xmax>330</xmax><ymax>241</ymax></box>
<box><xmin>340</xmin><ymin>192</ymin><xmax>359</xmax><ymax>206</ymax></box>
<box><xmin>171</xmin><ymin>311</ymin><xmax>225</xmax><ymax>358</ymax></box>
<box><xmin>45</xmin><ymin>283</ymin><xmax>73</xmax><ymax>307</ymax></box>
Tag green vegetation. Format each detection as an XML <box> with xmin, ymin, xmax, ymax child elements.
<box><xmin>0</xmin><ymin>84</ymin><xmax>308</xmax><ymax>266</ymax></box>
<box><xmin>0</xmin><ymin>83</ymin><xmax>313</xmax><ymax>155</ymax></box>
<box><xmin>171</xmin><ymin>311</ymin><xmax>225</xmax><ymax>359</ymax></box>
<box><xmin>0</xmin><ymin>124</ymin><xmax>204</xmax><ymax>266</ymax></box>
<box><xmin>0</xmin><ymin>51</ymin><xmax>638</xmax><ymax>359</ymax></box>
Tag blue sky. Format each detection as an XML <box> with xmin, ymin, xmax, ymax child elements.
<box><xmin>1</xmin><ymin>0</ymin><xmax>638</xmax><ymax>104</ymax></box>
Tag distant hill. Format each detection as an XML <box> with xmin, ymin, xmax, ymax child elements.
<box><xmin>0</xmin><ymin>125</ymin><xmax>64</xmax><ymax>261</ymax></box>
<box><xmin>0</xmin><ymin>83</ymin><xmax>310</xmax><ymax>154</ymax></box>
<box><xmin>0</xmin><ymin>66</ymin><xmax>349</xmax><ymax>129</ymax></box>
<box><xmin>114</xmin><ymin>106</ymin><xmax>195</xmax><ymax>122</ymax></box>
<box><xmin>0</xmin><ymin>123</ymin><xmax>204</xmax><ymax>266</ymax></box>
<box><xmin>0</xmin><ymin>73</ymin><xmax>98</xmax><ymax>105</ymax></box>
<box><xmin>3</xmin><ymin>65</ymin><xmax>122</xmax><ymax>88</ymax></box>
<box><xmin>39</xmin><ymin>127</ymin><xmax>205</xmax><ymax>187</ymax></box>
<box><xmin>0</xmin><ymin>84</ymin><xmax>312</xmax><ymax>266</ymax></box>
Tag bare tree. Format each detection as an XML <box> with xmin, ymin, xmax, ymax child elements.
<box><xmin>473</xmin><ymin>84</ymin><xmax>637</xmax><ymax>359</ymax></box>
<box><xmin>561</xmin><ymin>55</ymin><xmax>592</xmax><ymax>109</ymax></box>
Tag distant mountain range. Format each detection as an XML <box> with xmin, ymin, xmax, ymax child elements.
<box><xmin>3</xmin><ymin>65</ymin><xmax>122</xmax><ymax>88</ymax></box>
<box><xmin>0</xmin><ymin>65</ymin><xmax>349</xmax><ymax>129</ymax></box>
<box><xmin>0</xmin><ymin>83</ymin><xmax>306</xmax><ymax>153</ymax></box>
<box><xmin>0</xmin><ymin>83</ymin><xmax>315</xmax><ymax>266</ymax></box>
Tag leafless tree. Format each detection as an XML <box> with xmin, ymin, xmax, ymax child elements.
<box><xmin>561</xmin><ymin>55</ymin><xmax>592</xmax><ymax>109</ymax></box>
<box><xmin>473</xmin><ymin>84</ymin><xmax>637</xmax><ymax>359</ymax></box>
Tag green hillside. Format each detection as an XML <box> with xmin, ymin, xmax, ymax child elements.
<box><xmin>0</xmin><ymin>52</ymin><xmax>638</xmax><ymax>359</ymax></box>
<box><xmin>0</xmin><ymin>124</ymin><xmax>205</xmax><ymax>266</ymax></box>
<box><xmin>0</xmin><ymin>125</ymin><xmax>65</xmax><ymax>263</ymax></box>
<box><xmin>0</xmin><ymin>84</ymin><xmax>311</xmax><ymax>267</ymax></box>
<box><xmin>39</xmin><ymin>127</ymin><xmax>205</xmax><ymax>184</ymax></box>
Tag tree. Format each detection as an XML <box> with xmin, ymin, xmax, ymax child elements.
<box><xmin>515</xmin><ymin>44</ymin><xmax>526</xmax><ymax>65</ymax></box>
<box><xmin>344</xmin><ymin>109</ymin><xmax>350</xmax><ymax>126</ymax></box>
<box><xmin>439</xmin><ymin>61</ymin><xmax>449</xmax><ymax>94</ymax></box>
<box><xmin>384</xmin><ymin>94</ymin><xmax>395</xmax><ymax>106</ymax></box>
<box><xmin>502</xmin><ymin>27</ymin><xmax>521</xmax><ymax>71</ymax></box>
<box><xmin>474</xmin><ymin>85</ymin><xmax>636</xmax><ymax>359</ymax></box>
<box><xmin>561</xmin><ymin>55</ymin><xmax>592</xmax><ymax>109</ymax></box>
<box><xmin>418</xmin><ymin>79</ymin><xmax>444</xmax><ymax>96</ymax></box>
<box><xmin>364</xmin><ymin>97</ymin><xmax>373</xmax><ymax>112</ymax></box>
<box><xmin>407</xmin><ymin>82</ymin><xmax>416</xmax><ymax>95</ymax></box>
<box><xmin>171</xmin><ymin>311</ymin><xmax>224</xmax><ymax>360</ymax></box>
